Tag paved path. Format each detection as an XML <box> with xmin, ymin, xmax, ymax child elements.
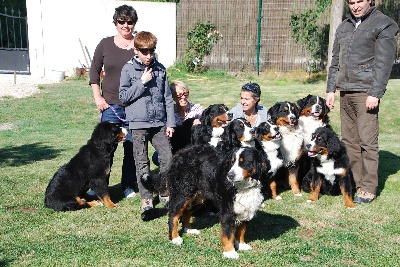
<box><xmin>0</xmin><ymin>74</ymin><xmax>56</xmax><ymax>99</ymax></box>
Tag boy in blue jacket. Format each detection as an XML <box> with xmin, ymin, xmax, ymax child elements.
<box><xmin>119</xmin><ymin>31</ymin><xmax>175</xmax><ymax>210</ymax></box>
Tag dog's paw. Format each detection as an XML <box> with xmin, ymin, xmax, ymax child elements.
<box><xmin>184</xmin><ymin>228</ymin><xmax>200</xmax><ymax>235</ymax></box>
<box><xmin>306</xmin><ymin>199</ymin><xmax>313</xmax><ymax>203</ymax></box>
<box><xmin>294</xmin><ymin>193</ymin><xmax>303</xmax><ymax>197</ymax></box>
<box><xmin>276</xmin><ymin>195</ymin><xmax>283</xmax><ymax>200</ymax></box>
<box><xmin>171</xmin><ymin>236</ymin><xmax>183</xmax><ymax>246</ymax></box>
<box><xmin>235</xmin><ymin>240</ymin><xmax>252</xmax><ymax>251</ymax></box>
<box><xmin>223</xmin><ymin>250</ymin><xmax>239</xmax><ymax>259</ymax></box>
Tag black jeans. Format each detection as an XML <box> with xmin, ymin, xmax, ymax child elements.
<box><xmin>131</xmin><ymin>126</ymin><xmax>172</xmax><ymax>199</ymax></box>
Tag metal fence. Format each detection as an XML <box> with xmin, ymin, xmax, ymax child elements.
<box><xmin>0</xmin><ymin>6</ymin><xmax>29</xmax><ymax>73</ymax></box>
<box><xmin>177</xmin><ymin>0</ymin><xmax>400</xmax><ymax>73</ymax></box>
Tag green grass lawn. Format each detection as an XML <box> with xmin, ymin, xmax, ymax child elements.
<box><xmin>0</xmin><ymin>70</ymin><xmax>399</xmax><ymax>266</ymax></box>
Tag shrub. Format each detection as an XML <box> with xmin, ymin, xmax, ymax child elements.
<box><xmin>183</xmin><ymin>21</ymin><xmax>222</xmax><ymax>73</ymax></box>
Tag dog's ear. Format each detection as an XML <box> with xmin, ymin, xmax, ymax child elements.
<box><xmin>218</xmin><ymin>124</ymin><xmax>232</xmax><ymax>149</ymax></box>
<box><xmin>200</xmin><ymin>105</ymin><xmax>212</xmax><ymax>125</ymax></box>
<box><xmin>290</xmin><ymin>102</ymin><xmax>300</xmax><ymax>118</ymax></box>
<box><xmin>256</xmin><ymin>149</ymin><xmax>271</xmax><ymax>180</ymax></box>
<box><xmin>297</xmin><ymin>95</ymin><xmax>312</xmax><ymax>109</ymax></box>
<box><xmin>201</xmin><ymin>105</ymin><xmax>213</xmax><ymax>127</ymax></box>
<box><xmin>321</xmin><ymin>97</ymin><xmax>330</xmax><ymax>114</ymax></box>
<box><xmin>326</xmin><ymin>129</ymin><xmax>341</xmax><ymax>158</ymax></box>
<box><xmin>267</xmin><ymin>104</ymin><xmax>279</xmax><ymax>123</ymax></box>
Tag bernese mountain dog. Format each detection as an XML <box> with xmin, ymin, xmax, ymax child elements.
<box><xmin>44</xmin><ymin>122</ymin><xmax>127</xmax><ymax>211</ymax></box>
<box><xmin>217</xmin><ymin>118</ymin><xmax>255</xmax><ymax>151</ymax></box>
<box><xmin>166</xmin><ymin>145</ymin><xmax>269</xmax><ymax>259</ymax></box>
<box><xmin>268</xmin><ymin>101</ymin><xmax>304</xmax><ymax>196</ymax></box>
<box><xmin>254</xmin><ymin>121</ymin><xmax>284</xmax><ymax>200</ymax></box>
<box><xmin>303</xmin><ymin>127</ymin><xmax>355</xmax><ymax>208</ymax></box>
<box><xmin>297</xmin><ymin>94</ymin><xmax>331</xmax><ymax>147</ymax></box>
<box><xmin>141</xmin><ymin>118</ymin><xmax>256</xmax><ymax>221</ymax></box>
<box><xmin>191</xmin><ymin>104</ymin><xmax>232</xmax><ymax>146</ymax></box>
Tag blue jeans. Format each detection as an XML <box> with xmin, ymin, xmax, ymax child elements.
<box><xmin>100</xmin><ymin>104</ymin><xmax>137</xmax><ymax>191</ymax></box>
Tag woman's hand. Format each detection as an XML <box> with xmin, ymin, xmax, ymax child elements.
<box><xmin>166</xmin><ymin>127</ymin><xmax>174</xmax><ymax>137</ymax></box>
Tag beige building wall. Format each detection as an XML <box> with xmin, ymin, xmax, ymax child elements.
<box><xmin>26</xmin><ymin>0</ymin><xmax>176</xmax><ymax>78</ymax></box>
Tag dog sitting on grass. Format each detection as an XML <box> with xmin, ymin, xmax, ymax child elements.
<box><xmin>44</xmin><ymin>122</ymin><xmax>127</xmax><ymax>211</ymax></box>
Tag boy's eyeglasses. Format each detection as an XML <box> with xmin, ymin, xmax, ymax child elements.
<box><xmin>176</xmin><ymin>92</ymin><xmax>189</xmax><ymax>99</ymax></box>
<box><xmin>117</xmin><ymin>20</ymin><xmax>134</xmax><ymax>25</ymax></box>
<box><xmin>137</xmin><ymin>48</ymin><xmax>156</xmax><ymax>55</ymax></box>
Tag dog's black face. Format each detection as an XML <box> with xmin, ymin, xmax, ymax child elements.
<box><xmin>306</xmin><ymin>127</ymin><xmax>340</xmax><ymax>158</ymax></box>
<box><xmin>227</xmin><ymin>147</ymin><xmax>263</xmax><ymax>187</ymax></box>
<box><xmin>91</xmin><ymin>122</ymin><xmax>128</xmax><ymax>146</ymax></box>
<box><xmin>267</xmin><ymin>102</ymin><xmax>299</xmax><ymax>127</ymax></box>
<box><xmin>254</xmin><ymin>121</ymin><xmax>281</xmax><ymax>142</ymax></box>
<box><xmin>201</xmin><ymin>104</ymin><xmax>231</xmax><ymax>128</ymax></box>
<box><xmin>297</xmin><ymin>95</ymin><xmax>330</xmax><ymax>122</ymax></box>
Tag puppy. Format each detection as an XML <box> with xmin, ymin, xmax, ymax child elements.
<box><xmin>44</xmin><ymin>122</ymin><xmax>127</xmax><ymax>211</ymax></box>
<box><xmin>268</xmin><ymin>102</ymin><xmax>303</xmax><ymax>196</ymax></box>
<box><xmin>254</xmin><ymin>121</ymin><xmax>284</xmax><ymax>200</ymax></box>
<box><xmin>191</xmin><ymin>104</ymin><xmax>231</xmax><ymax>146</ymax></box>
<box><xmin>303</xmin><ymin>127</ymin><xmax>355</xmax><ymax>208</ymax></box>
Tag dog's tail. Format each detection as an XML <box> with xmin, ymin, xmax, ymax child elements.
<box><xmin>140</xmin><ymin>172</ymin><xmax>169</xmax><ymax>196</ymax></box>
<box><xmin>141</xmin><ymin>207</ymin><xmax>168</xmax><ymax>221</ymax></box>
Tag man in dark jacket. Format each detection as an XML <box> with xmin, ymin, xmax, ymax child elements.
<box><xmin>326</xmin><ymin>0</ymin><xmax>398</xmax><ymax>204</ymax></box>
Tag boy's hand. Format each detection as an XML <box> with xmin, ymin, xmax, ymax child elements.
<box><xmin>141</xmin><ymin>68</ymin><xmax>152</xmax><ymax>84</ymax></box>
<box><xmin>166</xmin><ymin>127</ymin><xmax>174</xmax><ymax>137</ymax></box>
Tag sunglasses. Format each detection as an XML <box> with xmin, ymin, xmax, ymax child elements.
<box><xmin>242</xmin><ymin>83</ymin><xmax>260</xmax><ymax>94</ymax></box>
<box><xmin>117</xmin><ymin>20</ymin><xmax>134</xmax><ymax>25</ymax></box>
<box><xmin>137</xmin><ymin>47</ymin><xmax>156</xmax><ymax>55</ymax></box>
<box><xmin>176</xmin><ymin>92</ymin><xmax>189</xmax><ymax>99</ymax></box>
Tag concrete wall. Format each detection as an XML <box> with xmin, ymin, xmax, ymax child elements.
<box><xmin>26</xmin><ymin>0</ymin><xmax>176</xmax><ymax>78</ymax></box>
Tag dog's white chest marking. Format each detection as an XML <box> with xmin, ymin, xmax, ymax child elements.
<box><xmin>299</xmin><ymin>116</ymin><xmax>326</xmax><ymax>147</ymax></box>
<box><xmin>234</xmin><ymin>186</ymin><xmax>263</xmax><ymax>222</ymax></box>
<box><xmin>262</xmin><ymin>141</ymin><xmax>283</xmax><ymax>175</ymax></box>
<box><xmin>209</xmin><ymin>127</ymin><xmax>224</xmax><ymax>147</ymax></box>
<box><xmin>279</xmin><ymin>126</ymin><xmax>303</xmax><ymax>165</ymax></box>
<box><xmin>316</xmin><ymin>157</ymin><xmax>344</xmax><ymax>184</ymax></box>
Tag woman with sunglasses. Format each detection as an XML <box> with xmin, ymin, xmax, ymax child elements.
<box><xmin>229</xmin><ymin>82</ymin><xmax>269</xmax><ymax>127</ymax></box>
<box><xmin>152</xmin><ymin>80</ymin><xmax>204</xmax><ymax>165</ymax></box>
<box><xmin>89</xmin><ymin>5</ymin><xmax>138</xmax><ymax>199</ymax></box>
<box><xmin>171</xmin><ymin>80</ymin><xmax>204</xmax><ymax>127</ymax></box>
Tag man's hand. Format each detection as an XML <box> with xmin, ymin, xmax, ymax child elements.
<box><xmin>326</xmin><ymin>92</ymin><xmax>335</xmax><ymax>109</ymax></box>
<box><xmin>366</xmin><ymin>95</ymin><xmax>379</xmax><ymax>110</ymax></box>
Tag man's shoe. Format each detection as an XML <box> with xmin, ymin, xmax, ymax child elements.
<box><xmin>123</xmin><ymin>187</ymin><xmax>136</xmax><ymax>198</ymax></box>
<box><xmin>141</xmin><ymin>199</ymin><xmax>153</xmax><ymax>211</ymax></box>
<box><xmin>354</xmin><ymin>191</ymin><xmax>376</xmax><ymax>204</ymax></box>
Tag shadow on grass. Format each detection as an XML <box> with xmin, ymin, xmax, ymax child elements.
<box><xmin>0</xmin><ymin>143</ymin><xmax>62</xmax><ymax>167</ymax></box>
<box><xmin>378</xmin><ymin>150</ymin><xmax>400</xmax><ymax>196</ymax></box>
<box><xmin>108</xmin><ymin>183</ymin><xmax>125</xmax><ymax>203</ymax></box>
<box><xmin>247</xmin><ymin>211</ymin><xmax>299</xmax><ymax>241</ymax></box>
<box><xmin>189</xmin><ymin>210</ymin><xmax>299</xmax><ymax>242</ymax></box>
<box><xmin>0</xmin><ymin>260</ymin><xmax>12</xmax><ymax>266</ymax></box>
